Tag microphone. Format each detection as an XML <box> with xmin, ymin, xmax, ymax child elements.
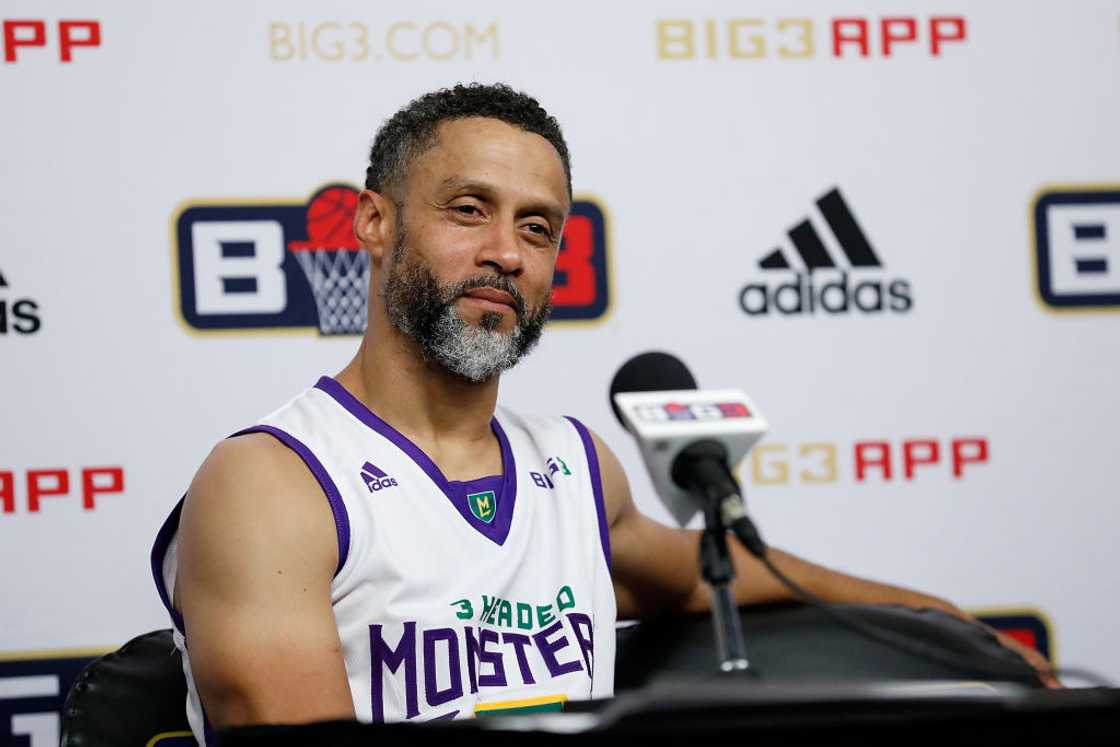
<box><xmin>609</xmin><ymin>351</ymin><xmax>767</xmax><ymax>555</ymax></box>
<box><xmin>610</xmin><ymin>354</ymin><xmax>1072</xmax><ymax>684</ymax></box>
<box><xmin>611</xmin><ymin>352</ymin><xmax>770</xmax><ymax>671</ymax></box>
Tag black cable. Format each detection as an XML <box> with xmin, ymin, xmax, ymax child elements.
<box><xmin>728</xmin><ymin>516</ymin><xmax>1114</xmax><ymax>688</ymax></box>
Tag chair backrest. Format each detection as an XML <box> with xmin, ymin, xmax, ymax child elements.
<box><xmin>60</xmin><ymin>629</ymin><xmax>193</xmax><ymax>747</ymax></box>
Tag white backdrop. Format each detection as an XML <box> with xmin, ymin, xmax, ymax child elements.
<box><xmin>2</xmin><ymin>0</ymin><xmax>1118</xmax><ymax>693</ymax></box>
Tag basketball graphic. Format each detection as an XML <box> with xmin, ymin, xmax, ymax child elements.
<box><xmin>290</xmin><ymin>185</ymin><xmax>361</xmax><ymax>251</ymax></box>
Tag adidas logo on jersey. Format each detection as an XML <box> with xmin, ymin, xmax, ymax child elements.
<box><xmin>738</xmin><ymin>187</ymin><xmax>914</xmax><ymax>316</ymax></box>
<box><xmin>361</xmin><ymin>461</ymin><xmax>399</xmax><ymax>492</ymax></box>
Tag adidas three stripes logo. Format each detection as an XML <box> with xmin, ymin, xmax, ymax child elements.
<box><xmin>739</xmin><ymin>187</ymin><xmax>913</xmax><ymax>316</ymax></box>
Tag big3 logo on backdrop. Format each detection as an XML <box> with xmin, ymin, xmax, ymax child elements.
<box><xmin>174</xmin><ymin>184</ymin><xmax>610</xmax><ymax>334</ymax></box>
<box><xmin>1032</xmin><ymin>184</ymin><xmax>1120</xmax><ymax>311</ymax></box>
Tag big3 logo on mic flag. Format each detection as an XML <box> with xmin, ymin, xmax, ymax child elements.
<box><xmin>173</xmin><ymin>184</ymin><xmax>610</xmax><ymax>335</ymax></box>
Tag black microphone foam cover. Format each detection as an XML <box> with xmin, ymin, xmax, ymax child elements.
<box><xmin>609</xmin><ymin>351</ymin><xmax>698</xmax><ymax>427</ymax></box>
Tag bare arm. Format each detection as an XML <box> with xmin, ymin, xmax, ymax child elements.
<box><xmin>174</xmin><ymin>434</ymin><xmax>356</xmax><ymax>727</ymax></box>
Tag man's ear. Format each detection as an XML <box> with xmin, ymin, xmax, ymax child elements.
<box><xmin>353</xmin><ymin>190</ymin><xmax>396</xmax><ymax>263</ymax></box>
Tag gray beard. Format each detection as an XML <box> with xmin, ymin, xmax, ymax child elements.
<box><xmin>416</xmin><ymin>307</ymin><xmax>527</xmax><ymax>383</ymax></box>
<box><xmin>383</xmin><ymin>239</ymin><xmax>552</xmax><ymax>384</ymax></box>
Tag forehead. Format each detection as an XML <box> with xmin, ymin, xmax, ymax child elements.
<box><xmin>406</xmin><ymin>117</ymin><xmax>569</xmax><ymax>208</ymax></box>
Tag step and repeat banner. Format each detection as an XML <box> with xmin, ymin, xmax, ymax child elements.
<box><xmin>2</xmin><ymin>0</ymin><xmax>1118</xmax><ymax>737</ymax></box>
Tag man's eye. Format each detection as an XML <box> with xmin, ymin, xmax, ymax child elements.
<box><xmin>526</xmin><ymin>223</ymin><xmax>552</xmax><ymax>237</ymax></box>
<box><xmin>455</xmin><ymin>204</ymin><xmax>481</xmax><ymax>216</ymax></box>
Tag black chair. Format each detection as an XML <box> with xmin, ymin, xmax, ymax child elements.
<box><xmin>60</xmin><ymin>603</ymin><xmax>1042</xmax><ymax>745</ymax></box>
<box><xmin>60</xmin><ymin>629</ymin><xmax>192</xmax><ymax>746</ymax></box>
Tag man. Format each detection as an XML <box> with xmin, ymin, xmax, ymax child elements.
<box><xmin>152</xmin><ymin>83</ymin><xmax>1051</xmax><ymax>739</ymax></box>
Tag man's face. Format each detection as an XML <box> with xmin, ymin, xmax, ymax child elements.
<box><xmin>380</xmin><ymin>117</ymin><xmax>570</xmax><ymax>382</ymax></box>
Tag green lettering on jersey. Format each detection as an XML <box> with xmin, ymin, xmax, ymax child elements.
<box><xmin>497</xmin><ymin>600</ymin><xmax>513</xmax><ymax>628</ymax></box>
<box><xmin>516</xmin><ymin>603</ymin><xmax>533</xmax><ymax>630</ymax></box>
<box><xmin>451</xmin><ymin>598</ymin><xmax>474</xmax><ymax>620</ymax></box>
<box><xmin>556</xmin><ymin>585</ymin><xmax>576</xmax><ymax>613</ymax></box>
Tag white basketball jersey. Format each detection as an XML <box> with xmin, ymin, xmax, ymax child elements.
<box><xmin>152</xmin><ymin>376</ymin><xmax>616</xmax><ymax>742</ymax></box>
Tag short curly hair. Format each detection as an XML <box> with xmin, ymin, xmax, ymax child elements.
<box><xmin>365</xmin><ymin>82</ymin><xmax>571</xmax><ymax>200</ymax></box>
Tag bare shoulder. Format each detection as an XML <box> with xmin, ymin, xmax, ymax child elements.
<box><xmin>185</xmin><ymin>432</ymin><xmax>323</xmax><ymax>511</ymax></box>
<box><xmin>176</xmin><ymin>433</ymin><xmax>339</xmax><ymax>608</ymax></box>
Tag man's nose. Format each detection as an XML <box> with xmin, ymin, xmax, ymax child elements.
<box><xmin>476</xmin><ymin>221</ymin><xmax>524</xmax><ymax>276</ymax></box>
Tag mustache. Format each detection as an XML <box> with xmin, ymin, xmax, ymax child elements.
<box><xmin>448</xmin><ymin>275</ymin><xmax>528</xmax><ymax>317</ymax></box>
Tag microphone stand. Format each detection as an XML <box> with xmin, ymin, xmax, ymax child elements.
<box><xmin>699</xmin><ymin>501</ymin><xmax>751</xmax><ymax>672</ymax></box>
<box><xmin>678</xmin><ymin>442</ymin><xmax>751</xmax><ymax>673</ymax></box>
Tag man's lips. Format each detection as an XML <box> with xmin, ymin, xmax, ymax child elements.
<box><xmin>463</xmin><ymin>288</ymin><xmax>517</xmax><ymax>310</ymax></box>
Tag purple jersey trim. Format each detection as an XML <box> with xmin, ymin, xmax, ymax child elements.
<box><xmin>565</xmin><ymin>417</ymin><xmax>613</xmax><ymax>571</ymax></box>
<box><xmin>151</xmin><ymin>500</ymin><xmax>217</xmax><ymax>746</ymax></box>
<box><xmin>230</xmin><ymin>425</ymin><xmax>351</xmax><ymax>576</ymax></box>
<box><xmin>150</xmin><ymin>496</ymin><xmax>188</xmax><ymax>635</ymax></box>
<box><xmin>314</xmin><ymin>376</ymin><xmax>519</xmax><ymax>546</ymax></box>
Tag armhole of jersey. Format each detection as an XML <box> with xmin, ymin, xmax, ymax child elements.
<box><xmin>200</xmin><ymin>701</ymin><xmax>217</xmax><ymax>747</ymax></box>
<box><xmin>563</xmin><ymin>416</ymin><xmax>612</xmax><ymax>572</ymax></box>
<box><xmin>231</xmin><ymin>425</ymin><xmax>351</xmax><ymax>577</ymax></box>
<box><xmin>150</xmin><ymin>496</ymin><xmax>187</xmax><ymax>635</ymax></box>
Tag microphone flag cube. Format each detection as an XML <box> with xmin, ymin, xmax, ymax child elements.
<box><xmin>613</xmin><ymin>389</ymin><xmax>768</xmax><ymax>527</ymax></box>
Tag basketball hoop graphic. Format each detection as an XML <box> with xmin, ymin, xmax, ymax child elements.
<box><xmin>288</xmin><ymin>185</ymin><xmax>368</xmax><ymax>335</ymax></box>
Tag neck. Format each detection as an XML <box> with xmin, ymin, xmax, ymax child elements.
<box><xmin>335</xmin><ymin>315</ymin><xmax>500</xmax><ymax>449</ymax></box>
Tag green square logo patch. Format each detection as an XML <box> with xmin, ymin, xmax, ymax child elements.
<box><xmin>467</xmin><ymin>490</ymin><xmax>496</xmax><ymax>524</ymax></box>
